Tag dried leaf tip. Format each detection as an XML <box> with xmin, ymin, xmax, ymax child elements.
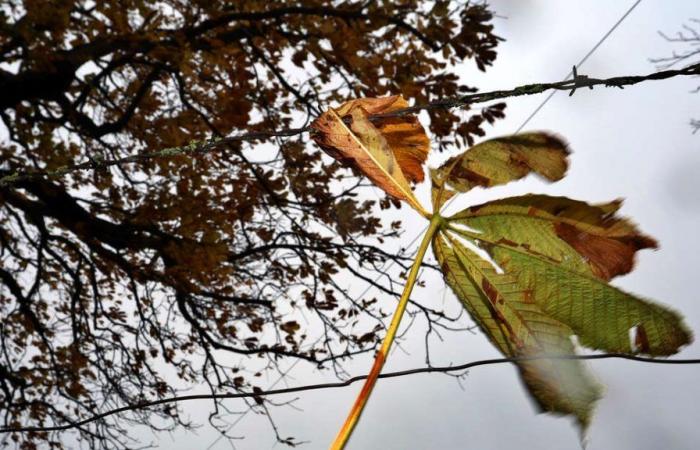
<box><xmin>311</xmin><ymin>96</ymin><xmax>430</xmax><ymax>215</ymax></box>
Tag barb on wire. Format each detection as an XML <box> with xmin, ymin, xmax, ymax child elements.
<box><xmin>2</xmin><ymin>352</ymin><xmax>699</xmax><ymax>435</ymax></box>
<box><xmin>1</xmin><ymin>63</ymin><xmax>699</xmax><ymax>188</ymax></box>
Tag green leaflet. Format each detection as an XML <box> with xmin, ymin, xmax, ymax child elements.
<box><xmin>432</xmin><ymin>191</ymin><xmax>693</xmax><ymax>432</ymax></box>
<box><xmin>431</xmin><ymin>132</ymin><xmax>570</xmax><ymax>210</ymax></box>
<box><xmin>447</xmin><ymin>195</ymin><xmax>692</xmax><ymax>356</ymax></box>
<box><xmin>433</xmin><ymin>233</ymin><xmax>602</xmax><ymax>430</ymax></box>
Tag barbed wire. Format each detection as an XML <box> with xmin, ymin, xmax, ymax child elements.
<box><xmin>2</xmin><ymin>62</ymin><xmax>699</xmax><ymax>188</ymax></box>
<box><xmin>514</xmin><ymin>0</ymin><xmax>643</xmax><ymax>133</ymax></box>
<box><xmin>2</xmin><ymin>352</ymin><xmax>698</xmax><ymax>434</ymax></box>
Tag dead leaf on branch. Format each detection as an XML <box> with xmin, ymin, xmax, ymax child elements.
<box><xmin>311</xmin><ymin>95</ymin><xmax>430</xmax><ymax>216</ymax></box>
<box><xmin>280</xmin><ymin>321</ymin><xmax>301</xmax><ymax>335</ymax></box>
<box><xmin>431</xmin><ymin>135</ymin><xmax>692</xmax><ymax>433</ymax></box>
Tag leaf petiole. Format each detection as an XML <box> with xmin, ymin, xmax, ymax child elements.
<box><xmin>329</xmin><ymin>213</ymin><xmax>443</xmax><ymax>449</ymax></box>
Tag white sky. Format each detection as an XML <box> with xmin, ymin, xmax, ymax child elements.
<box><xmin>130</xmin><ymin>1</ymin><xmax>700</xmax><ymax>449</ymax></box>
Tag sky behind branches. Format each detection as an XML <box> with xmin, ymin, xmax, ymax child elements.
<box><xmin>118</xmin><ymin>1</ymin><xmax>700</xmax><ymax>449</ymax></box>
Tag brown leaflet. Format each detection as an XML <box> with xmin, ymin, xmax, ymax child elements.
<box><xmin>334</xmin><ymin>96</ymin><xmax>430</xmax><ymax>183</ymax></box>
<box><xmin>311</xmin><ymin>95</ymin><xmax>430</xmax><ymax>215</ymax></box>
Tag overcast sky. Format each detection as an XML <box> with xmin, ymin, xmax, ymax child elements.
<box><xmin>131</xmin><ymin>2</ymin><xmax>700</xmax><ymax>449</ymax></box>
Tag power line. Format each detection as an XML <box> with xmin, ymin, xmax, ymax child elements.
<box><xmin>3</xmin><ymin>63</ymin><xmax>699</xmax><ymax>188</ymax></box>
<box><xmin>3</xmin><ymin>352</ymin><xmax>699</xmax><ymax>435</ymax></box>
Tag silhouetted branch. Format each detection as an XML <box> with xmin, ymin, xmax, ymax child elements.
<box><xmin>691</xmin><ymin>118</ymin><xmax>700</xmax><ymax>134</ymax></box>
<box><xmin>3</xmin><ymin>352</ymin><xmax>698</xmax><ymax>434</ymax></box>
<box><xmin>2</xmin><ymin>63</ymin><xmax>699</xmax><ymax>187</ymax></box>
<box><xmin>651</xmin><ymin>20</ymin><xmax>700</xmax><ymax>134</ymax></box>
<box><xmin>651</xmin><ymin>19</ymin><xmax>700</xmax><ymax>70</ymax></box>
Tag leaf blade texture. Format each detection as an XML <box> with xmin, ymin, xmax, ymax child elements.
<box><xmin>431</xmin><ymin>133</ymin><xmax>692</xmax><ymax>431</ymax></box>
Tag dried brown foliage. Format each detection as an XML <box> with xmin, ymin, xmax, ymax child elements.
<box><xmin>0</xmin><ymin>1</ymin><xmax>504</xmax><ymax>448</ymax></box>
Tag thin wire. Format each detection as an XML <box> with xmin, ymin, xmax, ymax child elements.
<box><xmin>515</xmin><ymin>0</ymin><xmax>643</xmax><ymax>133</ymax></box>
<box><xmin>4</xmin><ymin>353</ymin><xmax>699</xmax><ymax>434</ymax></box>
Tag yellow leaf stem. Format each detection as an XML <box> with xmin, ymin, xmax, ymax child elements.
<box><xmin>330</xmin><ymin>214</ymin><xmax>443</xmax><ymax>449</ymax></box>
